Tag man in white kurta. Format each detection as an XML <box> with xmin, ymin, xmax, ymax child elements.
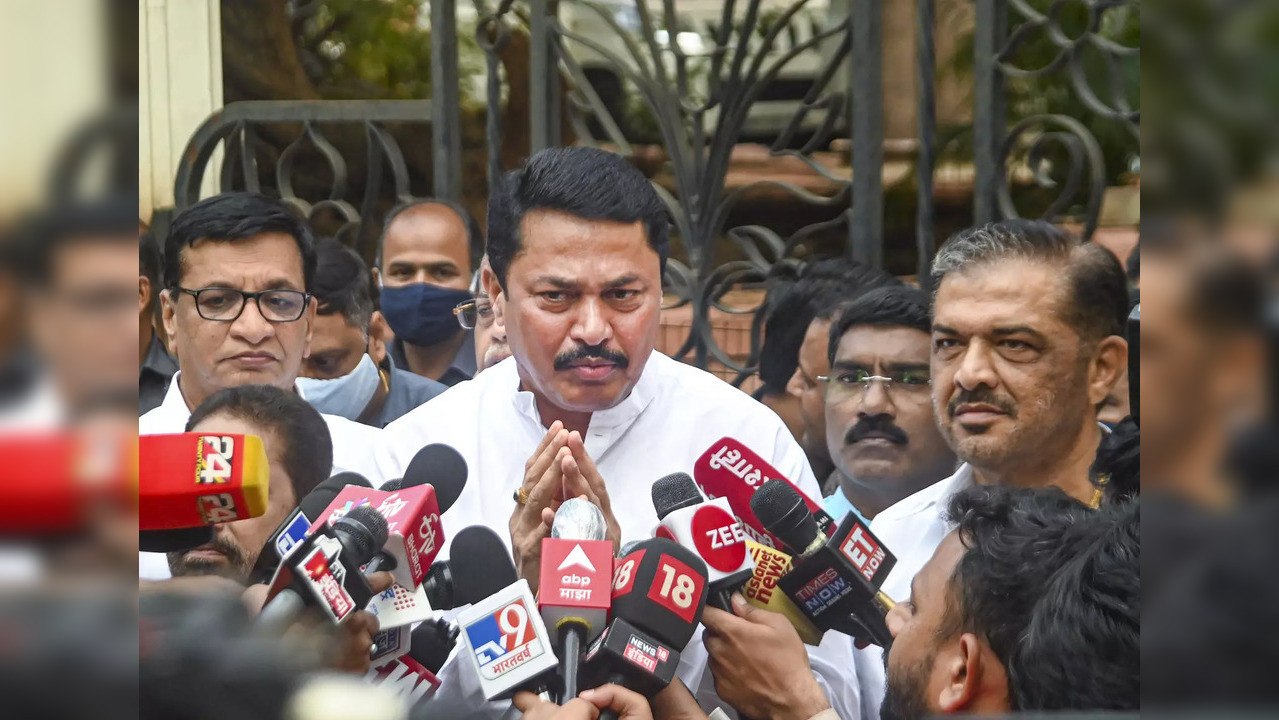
<box><xmin>373</xmin><ymin>147</ymin><xmax>863</xmax><ymax>719</ymax></box>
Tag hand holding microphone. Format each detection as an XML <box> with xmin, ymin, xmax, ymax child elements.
<box><xmin>514</xmin><ymin>684</ymin><xmax>656</xmax><ymax>720</ymax></box>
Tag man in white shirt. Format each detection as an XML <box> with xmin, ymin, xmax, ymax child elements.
<box><xmin>375</xmin><ymin>147</ymin><xmax>862</xmax><ymax>719</ymax></box>
<box><xmin>139</xmin><ymin>193</ymin><xmax>379</xmax><ymax>579</ymax></box>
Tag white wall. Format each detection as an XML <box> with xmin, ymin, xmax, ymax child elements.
<box><xmin>139</xmin><ymin>0</ymin><xmax>223</xmax><ymax>222</ymax></box>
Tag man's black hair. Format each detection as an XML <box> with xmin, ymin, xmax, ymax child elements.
<box><xmin>942</xmin><ymin>485</ymin><xmax>1140</xmax><ymax>712</ymax></box>
<box><xmin>312</xmin><ymin>237</ymin><xmax>375</xmax><ymax>333</ymax></box>
<box><xmin>375</xmin><ymin>197</ymin><xmax>482</xmax><ymax>272</ymax></box>
<box><xmin>485</xmin><ymin>147</ymin><xmax>669</xmax><ymax>290</ymax></box>
<box><xmin>185</xmin><ymin>385</ymin><xmax>332</xmax><ymax>504</ymax></box>
<box><xmin>826</xmin><ymin>285</ymin><xmax>930</xmax><ymax>366</ymax></box>
<box><xmin>20</xmin><ymin>197</ymin><xmax>138</xmax><ymax>288</ymax></box>
<box><xmin>757</xmin><ymin>258</ymin><xmax>898</xmax><ymax>393</ymax></box>
<box><xmin>1125</xmin><ymin>243</ymin><xmax>1139</xmax><ymax>282</ymax></box>
<box><xmin>932</xmin><ymin>219</ymin><xmax>1130</xmax><ymax>343</ymax></box>
<box><xmin>164</xmin><ymin>192</ymin><xmax>316</xmax><ymax>291</ymax></box>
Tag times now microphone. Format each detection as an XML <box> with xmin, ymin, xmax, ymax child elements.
<box><xmin>457</xmin><ymin>578</ymin><xmax>559</xmax><ymax>701</ymax></box>
<box><xmin>257</xmin><ymin>506</ymin><xmax>388</xmax><ymax>632</ymax></box>
<box><xmin>139</xmin><ymin>433</ymin><xmax>269</xmax><ymax>530</ymax></box>
<box><xmin>693</xmin><ymin>437</ymin><xmax>835</xmax><ymax>548</ymax></box>
<box><xmin>539</xmin><ymin>498</ymin><xmax>614</xmax><ymax>701</ymax></box>
<box><xmin>751</xmin><ymin>480</ymin><xmax>896</xmax><ymax>647</ymax></box>
<box><xmin>582</xmin><ymin>537</ymin><xmax>708</xmax><ymax>716</ymax></box>
<box><xmin>742</xmin><ymin>539</ymin><xmax>823</xmax><ymax>645</ymax></box>
<box><xmin>652</xmin><ymin>472</ymin><xmax>754</xmax><ymax>611</ymax></box>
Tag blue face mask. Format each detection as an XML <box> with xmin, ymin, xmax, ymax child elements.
<box><xmin>296</xmin><ymin>353</ymin><xmax>381</xmax><ymax>421</ymax></box>
<box><xmin>380</xmin><ymin>283</ymin><xmax>474</xmax><ymax>348</ymax></box>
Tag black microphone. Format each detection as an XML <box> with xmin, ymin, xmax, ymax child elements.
<box><xmin>583</xmin><ymin>537</ymin><xmax>709</xmax><ymax>718</ymax></box>
<box><xmin>751</xmin><ymin>480</ymin><xmax>896</xmax><ymax>647</ymax></box>
<box><xmin>401</xmin><ymin>443</ymin><xmax>468</xmax><ymax>513</ymax></box>
<box><xmin>420</xmin><ymin>525</ymin><xmax>518</xmax><ymax>611</ymax></box>
<box><xmin>248</xmin><ymin>472</ymin><xmax>374</xmax><ymax>584</ymax></box>
<box><xmin>256</xmin><ymin>506</ymin><xmax>388</xmax><ymax>632</ymax></box>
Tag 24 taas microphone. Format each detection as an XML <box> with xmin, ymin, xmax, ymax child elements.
<box><xmin>693</xmin><ymin>437</ymin><xmax>835</xmax><ymax>548</ymax></box>
<box><xmin>751</xmin><ymin>479</ymin><xmax>896</xmax><ymax>647</ymax></box>
<box><xmin>539</xmin><ymin>498</ymin><xmax>615</xmax><ymax>701</ymax></box>
<box><xmin>256</xmin><ymin>506</ymin><xmax>388</xmax><ymax>632</ymax></box>
<box><xmin>139</xmin><ymin>433</ymin><xmax>270</xmax><ymax>551</ymax></box>
<box><xmin>653</xmin><ymin>472</ymin><xmax>755</xmax><ymax>611</ymax></box>
<box><xmin>582</xmin><ymin>537</ymin><xmax>709</xmax><ymax>719</ymax></box>
<box><xmin>247</xmin><ymin>472</ymin><xmax>373</xmax><ymax>585</ymax></box>
<box><xmin>458</xmin><ymin>578</ymin><xmax>559</xmax><ymax>701</ymax></box>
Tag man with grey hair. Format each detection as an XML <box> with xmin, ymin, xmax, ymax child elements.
<box><xmin>852</xmin><ymin>219</ymin><xmax>1130</xmax><ymax>712</ymax></box>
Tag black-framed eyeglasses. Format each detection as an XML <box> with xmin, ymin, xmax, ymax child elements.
<box><xmin>817</xmin><ymin>368</ymin><xmax>932</xmax><ymax>402</ymax></box>
<box><xmin>453</xmin><ymin>296</ymin><xmax>495</xmax><ymax>330</ymax></box>
<box><xmin>172</xmin><ymin>286</ymin><xmax>311</xmax><ymax>322</ymax></box>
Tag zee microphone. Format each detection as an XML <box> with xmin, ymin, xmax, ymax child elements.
<box><xmin>257</xmin><ymin>506</ymin><xmax>388</xmax><ymax>632</ymax></box>
<box><xmin>540</xmin><ymin>498</ymin><xmax>614</xmax><ymax>700</ymax></box>
<box><xmin>653</xmin><ymin>472</ymin><xmax>754</xmax><ymax>611</ymax></box>
<box><xmin>139</xmin><ymin>433</ymin><xmax>269</xmax><ymax>530</ymax></box>
<box><xmin>583</xmin><ymin>537</ymin><xmax>708</xmax><ymax>716</ymax></box>
<box><xmin>751</xmin><ymin>480</ymin><xmax>896</xmax><ymax>647</ymax></box>
<box><xmin>693</xmin><ymin>437</ymin><xmax>835</xmax><ymax>548</ymax></box>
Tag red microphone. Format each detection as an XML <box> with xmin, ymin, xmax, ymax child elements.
<box><xmin>538</xmin><ymin>498</ymin><xmax>614</xmax><ymax>701</ymax></box>
<box><xmin>692</xmin><ymin>437</ymin><xmax>834</xmax><ymax>548</ymax></box>
<box><xmin>651</xmin><ymin>472</ymin><xmax>754</xmax><ymax>611</ymax></box>
<box><xmin>139</xmin><ymin>433</ymin><xmax>269</xmax><ymax>530</ymax></box>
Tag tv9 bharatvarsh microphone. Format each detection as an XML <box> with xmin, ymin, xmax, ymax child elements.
<box><xmin>693</xmin><ymin>437</ymin><xmax>836</xmax><ymax>548</ymax></box>
<box><xmin>138</xmin><ymin>433</ymin><xmax>270</xmax><ymax>531</ymax></box>
<box><xmin>582</xmin><ymin>537</ymin><xmax>708</xmax><ymax>712</ymax></box>
<box><xmin>751</xmin><ymin>479</ymin><xmax>896</xmax><ymax>647</ymax></box>
<box><xmin>257</xmin><ymin>506</ymin><xmax>389</xmax><ymax>632</ymax></box>
<box><xmin>458</xmin><ymin>578</ymin><xmax>559</xmax><ymax>701</ymax></box>
<box><xmin>539</xmin><ymin>498</ymin><xmax>615</xmax><ymax>700</ymax></box>
<box><xmin>652</xmin><ymin>472</ymin><xmax>754</xmax><ymax>611</ymax></box>
<box><xmin>247</xmin><ymin>472</ymin><xmax>374</xmax><ymax>584</ymax></box>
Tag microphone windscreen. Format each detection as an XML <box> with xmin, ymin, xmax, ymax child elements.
<box><xmin>750</xmin><ymin>479</ymin><xmax>821</xmax><ymax>555</ymax></box>
<box><xmin>450</xmin><ymin>526</ymin><xmax>518</xmax><ymax>605</ymax></box>
<box><xmin>550</xmin><ymin>497</ymin><xmax>607</xmax><ymax>541</ymax></box>
<box><xmin>402</xmin><ymin>444</ymin><xmax>468</xmax><ymax>513</ymax></box>
<box><xmin>335</xmin><ymin>506</ymin><xmax>389</xmax><ymax>561</ymax></box>
<box><xmin>299</xmin><ymin>472</ymin><xmax>372</xmax><ymax>520</ymax></box>
<box><xmin>409</xmin><ymin>619</ymin><xmax>459</xmax><ymax>674</ymax></box>
<box><xmin>139</xmin><ymin>526</ymin><xmax>214</xmax><ymax>553</ymax></box>
<box><xmin>379</xmin><ymin>478</ymin><xmax>403</xmax><ymax>492</ymax></box>
<box><xmin>651</xmin><ymin>472</ymin><xmax>703</xmax><ymax>520</ymax></box>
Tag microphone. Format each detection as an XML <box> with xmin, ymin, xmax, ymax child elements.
<box><xmin>751</xmin><ymin>480</ymin><xmax>896</xmax><ymax>647</ymax></box>
<box><xmin>400</xmin><ymin>443</ymin><xmax>468</xmax><ymax>513</ymax></box>
<box><xmin>257</xmin><ymin>506</ymin><xmax>389</xmax><ymax>632</ymax></box>
<box><xmin>741</xmin><ymin>539</ymin><xmax>823</xmax><ymax>645</ymax></box>
<box><xmin>423</xmin><ymin>524</ymin><xmax>519</xmax><ymax>611</ymax></box>
<box><xmin>316</xmin><ymin>482</ymin><xmax>446</xmax><ymax>595</ymax></box>
<box><xmin>247</xmin><ymin>472</ymin><xmax>374</xmax><ymax>584</ymax></box>
<box><xmin>693</xmin><ymin>437</ymin><xmax>836</xmax><ymax>548</ymax></box>
<box><xmin>457</xmin><ymin>578</ymin><xmax>559</xmax><ymax>700</ymax></box>
<box><xmin>138</xmin><ymin>433</ymin><xmax>270</xmax><ymax>530</ymax></box>
<box><xmin>582</xmin><ymin>537</ymin><xmax>708</xmax><ymax>715</ymax></box>
<box><xmin>539</xmin><ymin>498</ymin><xmax>615</xmax><ymax>701</ymax></box>
<box><xmin>652</xmin><ymin>472</ymin><xmax>754</xmax><ymax>611</ymax></box>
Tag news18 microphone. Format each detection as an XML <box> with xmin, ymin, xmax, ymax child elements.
<box><xmin>538</xmin><ymin>498</ymin><xmax>614</xmax><ymax>701</ymax></box>
<box><xmin>582</xmin><ymin>537</ymin><xmax>709</xmax><ymax>719</ymax></box>
<box><xmin>652</xmin><ymin>472</ymin><xmax>754</xmax><ymax>611</ymax></box>
<box><xmin>750</xmin><ymin>480</ymin><xmax>896</xmax><ymax>647</ymax></box>
<box><xmin>139</xmin><ymin>433</ymin><xmax>269</xmax><ymax>530</ymax></box>
<box><xmin>257</xmin><ymin>506</ymin><xmax>388</xmax><ymax>632</ymax></box>
<box><xmin>693</xmin><ymin>437</ymin><xmax>836</xmax><ymax>548</ymax></box>
<box><xmin>457</xmin><ymin>578</ymin><xmax>559</xmax><ymax>701</ymax></box>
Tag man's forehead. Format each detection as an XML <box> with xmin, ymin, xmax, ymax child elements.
<box><xmin>310</xmin><ymin>313</ymin><xmax>365</xmax><ymax>348</ymax></box>
<box><xmin>933</xmin><ymin>261</ymin><xmax>1071</xmax><ymax>333</ymax></box>
<box><xmin>383</xmin><ymin>205</ymin><xmax>469</xmax><ymax>256</ymax></box>
<box><xmin>836</xmin><ymin>324</ymin><xmax>931</xmax><ymax>363</ymax></box>
<box><xmin>181</xmin><ymin>234</ymin><xmax>304</xmax><ymax>285</ymax></box>
<box><xmin>511</xmin><ymin>210</ymin><xmax>657</xmax><ymax>282</ymax></box>
<box><xmin>917</xmin><ymin>530</ymin><xmax>966</xmax><ymax>595</ymax></box>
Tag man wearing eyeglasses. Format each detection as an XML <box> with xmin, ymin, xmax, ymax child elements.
<box><xmin>139</xmin><ymin>193</ymin><xmax>380</xmax><ymax>578</ymax></box>
<box><xmin>454</xmin><ymin>255</ymin><xmax>511</xmax><ymax>373</ymax></box>
<box><xmin>818</xmin><ymin>286</ymin><xmax>956</xmax><ymax>524</ymax></box>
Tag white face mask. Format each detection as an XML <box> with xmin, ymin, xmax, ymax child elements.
<box><xmin>296</xmin><ymin>353</ymin><xmax>381</xmax><ymax>421</ymax></box>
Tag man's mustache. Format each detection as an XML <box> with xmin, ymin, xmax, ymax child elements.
<box><xmin>846</xmin><ymin>416</ymin><xmax>910</xmax><ymax>446</ymax></box>
<box><xmin>554</xmin><ymin>343</ymin><xmax>629</xmax><ymax>371</ymax></box>
<box><xmin>946</xmin><ymin>387</ymin><xmax>1017</xmax><ymax>419</ymax></box>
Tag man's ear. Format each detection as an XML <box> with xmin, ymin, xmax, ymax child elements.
<box><xmin>368</xmin><ymin>311</ymin><xmax>391</xmax><ymax>364</ymax></box>
<box><xmin>1087</xmin><ymin>335</ymin><xmax>1128</xmax><ymax>407</ymax></box>
<box><xmin>160</xmin><ymin>288</ymin><xmax>179</xmax><ymax>355</ymax></box>
<box><xmin>936</xmin><ymin>633</ymin><xmax>982</xmax><ymax>712</ymax></box>
<box><xmin>481</xmin><ymin>265</ymin><xmax>504</xmax><ymax>324</ymax></box>
<box><xmin>138</xmin><ymin>275</ymin><xmax>150</xmax><ymax>317</ymax></box>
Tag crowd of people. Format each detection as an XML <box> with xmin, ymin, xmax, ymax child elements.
<box><xmin>7</xmin><ymin>143</ymin><xmax>1275</xmax><ymax>717</ymax></box>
